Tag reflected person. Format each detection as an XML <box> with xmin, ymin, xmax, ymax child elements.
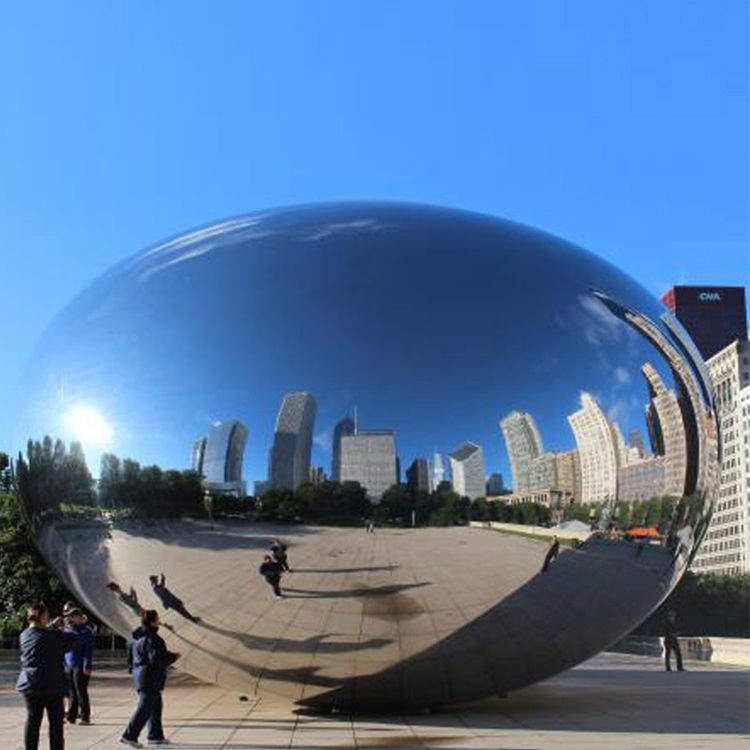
<box><xmin>259</xmin><ymin>555</ymin><xmax>284</xmax><ymax>599</ymax></box>
<box><xmin>541</xmin><ymin>536</ymin><xmax>560</xmax><ymax>573</ymax></box>
<box><xmin>270</xmin><ymin>540</ymin><xmax>290</xmax><ymax>572</ymax></box>
<box><xmin>16</xmin><ymin>603</ymin><xmax>77</xmax><ymax>750</ymax></box>
<box><xmin>121</xmin><ymin>609</ymin><xmax>179</xmax><ymax>747</ymax></box>
<box><xmin>149</xmin><ymin>574</ymin><xmax>201</xmax><ymax>623</ymax></box>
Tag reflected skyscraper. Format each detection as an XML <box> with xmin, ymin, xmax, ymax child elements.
<box><xmin>191</xmin><ymin>437</ymin><xmax>207</xmax><ymax>477</ymax></box>
<box><xmin>201</xmin><ymin>420</ymin><xmax>248</xmax><ymax>496</ymax></box>
<box><xmin>432</xmin><ymin>452</ymin><xmax>445</xmax><ymax>488</ymax></box>
<box><xmin>642</xmin><ymin>362</ymin><xmax>687</xmax><ymax>497</ymax></box>
<box><xmin>501</xmin><ymin>411</ymin><xmax>543</xmax><ymax>492</ymax></box>
<box><xmin>340</xmin><ymin>430</ymin><xmax>397</xmax><ymax>500</ymax></box>
<box><xmin>486</xmin><ymin>472</ymin><xmax>505</xmax><ymax>496</ymax></box>
<box><xmin>332</xmin><ymin>415</ymin><xmax>355</xmax><ymax>481</ymax></box>
<box><xmin>449</xmin><ymin>441</ymin><xmax>486</xmax><ymax>499</ymax></box>
<box><xmin>406</xmin><ymin>457</ymin><xmax>432</xmax><ymax>493</ymax></box>
<box><xmin>269</xmin><ymin>392</ymin><xmax>317</xmax><ymax>490</ymax></box>
<box><xmin>567</xmin><ymin>393</ymin><xmax>618</xmax><ymax>504</ymax></box>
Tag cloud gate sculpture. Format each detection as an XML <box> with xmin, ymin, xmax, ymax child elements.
<box><xmin>14</xmin><ymin>202</ymin><xmax>718</xmax><ymax>709</ymax></box>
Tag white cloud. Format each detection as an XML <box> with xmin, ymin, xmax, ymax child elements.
<box><xmin>302</xmin><ymin>218</ymin><xmax>385</xmax><ymax>242</ymax></box>
<box><xmin>313</xmin><ymin>428</ymin><xmax>333</xmax><ymax>453</ymax></box>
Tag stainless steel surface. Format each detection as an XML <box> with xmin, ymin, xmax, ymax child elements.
<box><xmin>13</xmin><ymin>202</ymin><xmax>719</xmax><ymax>708</ymax></box>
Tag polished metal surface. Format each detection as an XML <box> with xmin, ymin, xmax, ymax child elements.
<box><xmin>14</xmin><ymin>202</ymin><xmax>718</xmax><ymax>709</ymax></box>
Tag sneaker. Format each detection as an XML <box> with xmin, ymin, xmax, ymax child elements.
<box><xmin>120</xmin><ymin>738</ymin><xmax>143</xmax><ymax>748</ymax></box>
<box><xmin>79</xmin><ymin>718</ymin><xmax>91</xmax><ymax>725</ymax></box>
<box><xmin>66</xmin><ymin>717</ymin><xmax>76</xmax><ymax>724</ymax></box>
<box><xmin>275</xmin><ymin>594</ymin><xmax>284</xmax><ymax>600</ymax></box>
<box><xmin>148</xmin><ymin>740</ymin><xmax>171</xmax><ymax>746</ymax></box>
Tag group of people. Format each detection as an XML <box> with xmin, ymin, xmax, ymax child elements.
<box><xmin>258</xmin><ymin>539</ymin><xmax>291</xmax><ymax>599</ymax></box>
<box><xmin>16</xmin><ymin>602</ymin><xmax>94</xmax><ymax>750</ymax></box>
<box><xmin>16</xmin><ymin>602</ymin><xmax>178</xmax><ymax>749</ymax></box>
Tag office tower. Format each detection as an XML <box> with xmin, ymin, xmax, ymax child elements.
<box><xmin>406</xmin><ymin>457</ymin><xmax>432</xmax><ymax>493</ymax></box>
<box><xmin>554</xmin><ymin>450</ymin><xmax>580</xmax><ymax>499</ymax></box>
<box><xmin>526</xmin><ymin>453</ymin><xmax>557</xmax><ymax>490</ymax></box>
<box><xmin>432</xmin><ymin>452</ymin><xmax>446</xmax><ymax>489</ymax></box>
<box><xmin>191</xmin><ymin>437</ymin><xmax>207</xmax><ymax>477</ymax></box>
<box><xmin>449</xmin><ymin>441</ymin><xmax>486</xmax><ymax>499</ymax></box>
<box><xmin>485</xmin><ymin>472</ymin><xmax>506</xmax><ymax>496</ymax></box>
<box><xmin>500</xmin><ymin>411</ymin><xmax>543</xmax><ymax>492</ymax></box>
<box><xmin>661</xmin><ymin>286</ymin><xmax>747</xmax><ymax>361</ymax></box>
<box><xmin>339</xmin><ymin>431</ymin><xmax>398</xmax><ymax>501</ymax></box>
<box><xmin>693</xmin><ymin>339</ymin><xmax>750</xmax><ymax>575</ymax></box>
<box><xmin>332</xmin><ymin>415</ymin><xmax>355</xmax><ymax>481</ymax></box>
<box><xmin>201</xmin><ymin>420</ymin><xmax>248</xmax><ymax>495</ymax></box>
<box><xmin>641</xmin><ymin>362</ymin><xmax>687</xmax><ymax>497</ymax></box>
<box><xmin>628</xmin><ymin>430</ymin><xmax>647</xmax><ymax>459</ymax></box>
<box><xmin>309</xmin><ymin>466</ymin><xmax>326</xmax><ymax>485</ymax></box>
<box><xmin>618</xmin><ymin>457</ymin><xmax>666</xmax><ymax>502</ymax></box>
<box><xmin>269</xmin><ymin>392</ymin><xmax>317</xmax><ymax>490</ymax></box>
<box><xmin>567</xmin><ymin>392</ymin><xmax>618</xmax><ymax>504</ymax></box>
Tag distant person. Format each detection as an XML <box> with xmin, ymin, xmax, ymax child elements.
<box><xmin>663</xmin><ymin>610</ymin><xmax>685</xmax><ymax>672</ymax></box>
<box><xmin>541</xmin><ymin>536</ymin><xmax>560</xmax><ymax>573</ymax></box>
<box><xmin>259</xmin><ymin>555</ymin><xmax>284</xmax><ymax>599</ymax></box>
<box><xmin>16</xmin><ymin>603</ymin><xmax>78</xmax><ymax>750</ymax></box>
<box><xmin>63</xmin><ymin>608</ymin><xmax>94</xmax><ymax>725</ymax></box>
<box><xmin>365</xmin><ymin>520</ymin><xmax>375</xmax><ymax>534</ymax></box>
<box><xmin>149</xmin><ymin>574</ymin><xmax>201</xmax><ymax>623</ymax></box>
<box><xmin>121</xmin><ymin>609</ymin><xmax>179</xmax><ymax>748</ymax></box>
<box><xmin>270</xmin><ymin>540</ymin><xmax>290</xmax><ymax>572</ymax></box>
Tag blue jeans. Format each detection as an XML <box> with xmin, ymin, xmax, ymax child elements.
<box><xmin>123</xmin><ymin>689</ymin><xmax>164</xmax><ymax>742</ymax></box>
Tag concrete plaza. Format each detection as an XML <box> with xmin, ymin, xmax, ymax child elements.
<box><xmin>1</xmin><ymin>652</ymin><xmax>748</xmax><ymax>749</ymax></box>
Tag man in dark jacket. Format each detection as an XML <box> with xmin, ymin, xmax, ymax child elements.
<box><xmin>121</xmin><ymin>610</ymin><xmax>179</xmax><ymax>747</ymax></box>
<box><xmin>663</xmin><ymin>610</ymin><xmax>685</xmax><ymax>672</ymax></box>
<box><xmin>259</xmin><ymin>555</ymin><xmax>284</xmax><ymax>599</ymax></box>
<box><xmin>63</xmin><ymin>608</ymin><xmax>94</xmax><ymax>724</ymax></box>
<box><xmin>17</xmin><ymin>602</ymin><xmax>78</xmax><ymax>750</ymax></box>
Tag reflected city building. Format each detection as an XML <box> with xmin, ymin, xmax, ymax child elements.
<box><xmin>12</xmin><ymin>202</ymin><xmax>718</xmax><ymax>709</ymax></box>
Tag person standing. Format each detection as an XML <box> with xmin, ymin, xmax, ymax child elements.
<box><xmin>270</xmin><ymin>540</ymin><xmax>290</xmax><ymax>572</ymax></box>
<box><xmin>259</xmin><ymin>555</ymin><xmax>284</xmax><ymax>599</ymax></box>
<box><xmin>16</xmin><ymin>602</ymin><xmax>77</xmax><ymax>750</ymax></box>
<box><xmin>541</xmin><ymin>536</ymin><xmax>560</xmax><ymax>573</ymax></box>
<box><xmin>663</xmin><ymin>610</ymin><xmax>685</xmax><ymax>672</ymax></box>
<box><xmin>63</xmin><ymin>608</ymin><xmax>94</xmax><ymax>725</ymax></box>
<box><xmin>120</xmin><ymin>610</ymin><xmax>179</xmax><ymax>748</ymax></box>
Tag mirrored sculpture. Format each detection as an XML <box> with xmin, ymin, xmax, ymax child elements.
<box><xmin>13</xmin><ymin>203</ymin><xmax>718</xmax><ymax>709</ymax></box>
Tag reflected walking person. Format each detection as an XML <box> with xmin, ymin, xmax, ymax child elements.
<box><xmin>270</xmin><ymin>540</ymin><xmax>290</xmax><ymax>572</ymax></box>
<box><xmin>121</xmin><ymin>610</ymin><xmax>179</xmax><ymax>747</ymax></box>
<box><xmin>16</xmin><ymin>603</ymin><xmax>77</xmax><ymax>750</ymax></box>
<box><xmin>541</xmin><ymin>536</ymin><xmax>560</xmax><ymax>573</ymax></box>
<box><xmin>259</xmin><ymin>555</ymin><xmax>284</xmax><ymax>599</ymax></box>
<box><xmin>663</xmin><ymin>610</ymin><xmax>685</xmax><ymax>672</ymax></box>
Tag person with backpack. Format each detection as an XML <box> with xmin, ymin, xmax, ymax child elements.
<box><xmin>120</xmin><ymin>610</ymin><xmax>179</xmax><ymax>747</ymax></box>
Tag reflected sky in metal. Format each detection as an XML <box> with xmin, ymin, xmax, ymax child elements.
<box><xmin>14</xmin><ymin>202</ymin><xmax>719</xmax><ymax>709</ymax></box>
<box><xmin>18</xmin><ymin>202</ymin><xmax>685</xmax><ymax>484</ymax></box>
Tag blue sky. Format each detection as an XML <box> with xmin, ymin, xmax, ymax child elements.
<box><xmin>1</xmin><ymin>0</ymin><xmax>748</xmax><ymax>452</ymax></box>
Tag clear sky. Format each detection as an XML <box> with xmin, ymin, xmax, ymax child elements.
<box><xmin>1</xmin><ymin>0</ymin><xmax>748</xmax><ymax>451</ymax></box>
